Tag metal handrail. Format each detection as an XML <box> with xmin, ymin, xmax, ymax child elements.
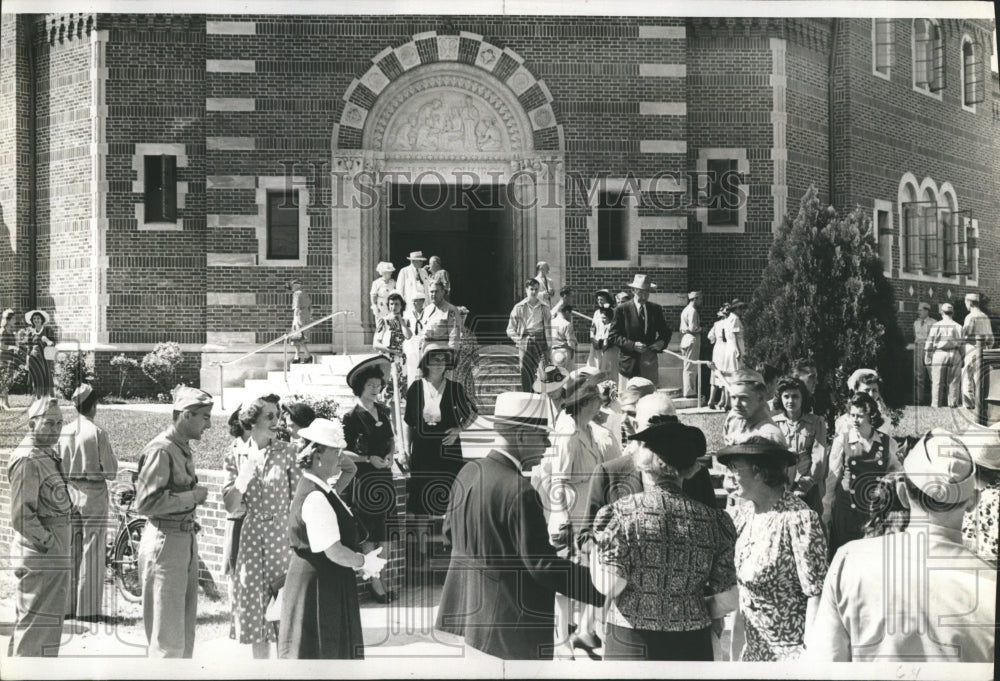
<box><xmin>216</xmin><ymin>310</ymin><xmax>354</xmax><ymax>410</ymax></box>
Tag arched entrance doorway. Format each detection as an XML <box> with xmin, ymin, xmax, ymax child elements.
<box><xmin>331</xmin><ymin>39</ymin><xmax>564</xmax><ymax>347</ymax></box>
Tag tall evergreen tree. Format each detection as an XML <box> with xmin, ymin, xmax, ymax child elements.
<box><xmin>744</xmin><ymin>185</ymin><xmax>908</xmax><ymax>425</ymax></box>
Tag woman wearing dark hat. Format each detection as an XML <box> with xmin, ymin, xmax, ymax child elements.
<box><xmin>403</xmin><ymin>342</ymin><xmax>478</xmax><ymax>517</ymax></box>
<box><xmin>21</xmin><ymin>309</ymin><xmax>55</xmax><ymax>398</ymax></box>
<box><xmin>341</xmin><ymin>356</ymin><xmax>397</xmax><ymax>603</ymax></box>
<box><xmin>717</xmin><ymin>434</ymin><xmax>828</xmax><ymax>661</ymax></box>
<box><xmin>278</xmin><ymin>419</ymin><xmax>387</xmax><ymax>659</ymax></box>
<box><xmin>707</xmin><ymin>304</ymin><xmax>731</xmax><ymax>410</ymax></box>
<box><xmin>587</xmin><ymin>289</ymin><xmax>619</xmax><ymax>377</ymax></box>
<box><xmin>592</xmin><ymin>420</ymin><xmax>737</xmax><ymax>661</ymax></box>
<box><xmin>0</xmin><ymin>308</ymin><xmax>18</xmax><ymax>409</ymax></box>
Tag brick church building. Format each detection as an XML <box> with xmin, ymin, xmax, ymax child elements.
<box><xmin>1</xmin><ymin>13</ymin><xmax>997</xmax><ymax>389</ymax></box>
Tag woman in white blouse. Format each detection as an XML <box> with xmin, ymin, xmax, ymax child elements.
<box><xmin>277</xmin><ymin>419</ymin><xmax>387</xmax><ymax>659</ymax></box>
<box><xmin>369</xmin><ymin>261</ymin><xmax>397</xmax><ymax>320</ymax></box>
<box><xmin>402</xmin><ymin>343</ymin><xmax>478</xmax><ymax>518</ymax></box>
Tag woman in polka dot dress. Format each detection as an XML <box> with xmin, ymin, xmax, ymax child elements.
<box><xmin>222</xmin><ymin>394</ymin><xmax>300</xmax><ymax>658</ymax></box>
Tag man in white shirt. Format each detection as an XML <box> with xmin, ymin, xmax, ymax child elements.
<box><xmin>912</xmin><ymin>302</ymin><xmax>935</xmax><ymax>405</ymax></box>
<box><xmin>679</xmin><ymin>291</ymin><xmax>703</xmax><ymax>400</ymax></box>
<box><xmin>403</xmin><ymin>291</ymin><xmax>426</xmax><ymax>384</ymax></box>
<box><xmin>396</xmin><ymin>251</ymin><xmax>430</xmax><ymax>306</ymax></box>
<box><xmin>806</xmin><ymin>431</ymin><xmax>995</xmax><ymax>662</ymax></box>
<box><xmin>419</xmin><ymin>280</ymin><xmax>460</xmax><ymax>353</ymax></box>
<box><xmin>507</xmin><ymin>279</ymin><xmax>552</xmax><ymax>392</ymax></box>
<box><xmin>962</xmin><ymin>293</ymin><xmax>995</xmax><ymax>409</ymax></box>
<box><xmin>924</xmin><ymin>303</ymin><xmax>964</xmax><ymax>408</ymax></box>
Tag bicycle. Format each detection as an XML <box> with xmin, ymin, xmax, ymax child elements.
<box><xmin>106</xmin><ymin>470</ymin><xmax>146</xmax><ymax>603</ymax></box>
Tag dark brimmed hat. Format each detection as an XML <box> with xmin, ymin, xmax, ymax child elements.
<box><xmin>346</xmin><ymin>355</ymin><xmax>390</xmax><ymax>394</ymax></box>
<box><xmin>629</xmin><ymin>421</ymin><xmax>707</xmax><ymax>466</ymax></box>
<box><xmin>715</xmin><ymin>438</ymin><xmax>796</xmax><ymax>467</ymax></box>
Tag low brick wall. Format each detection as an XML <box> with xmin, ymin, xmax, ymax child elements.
<box><xmin>0</xmin><ymin>455</ymin><xmax>409</xmax><ymax>599</ymax></box>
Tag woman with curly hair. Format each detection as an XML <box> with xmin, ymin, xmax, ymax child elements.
<box><xmin>341</xmin><ymin>357</ymin><xmax>397</xmax><ymax>603</ymax></box>
<box><xmin>822</xmin><ymin>392</ymin><xmax>901</xmax><ymax>556</ymax></box>
<box><xmin>222</xmin><ymin>394</ymin><xmax>300</xmax><ymax>658</ymax></box>
<box><xmin>771</xmin><ymin>375</ymin><xmax>828</xmax><ymax>516</ymax></box>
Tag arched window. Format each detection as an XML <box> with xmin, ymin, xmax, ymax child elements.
<box><xmin>913</xmin><ymin>19</ymin><xmax>945</xmax><ymax>94</ymax></box>
<box><xmin>961</xmin><ymin>36</ymin><xmax>986</xmax><ymax>109</ymax></box>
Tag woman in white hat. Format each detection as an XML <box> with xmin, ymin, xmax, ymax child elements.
<box><xmin>22</xmin><ymin>309</ymin><xmax>55</xmax><ymax>398</ymax></box>
<box><xmin>369</xmin><ymin>262</ymin><xmax>397</xmax><ymax>319</ymax></box>
<box><xmin>222</xmin><ymin>393</ymin><xmax>300</xmax><ymax>658</ymax></box>
<box><xmin>960</xmin><ymin>424</ymin><xmax>1000</xmax><ymax>560</ymax></box>
<box><xmin>278</xmin><ymin>419</ymin><xmax>387</xmax><ymax>659</ymax></box>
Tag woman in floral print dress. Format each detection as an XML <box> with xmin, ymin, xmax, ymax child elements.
<box><xmin>960</xmin><ymin>424</ymin><xmax>1000</xmax><ymax>561</ymax></box>
<box><xmin>716</xmin><ymin>435</ymin><xmax>829</xmax><ymax>661</ymax></box>
<box><xmin>222</xmin><ymin>394</ymin><xmax>300</xmax><ymax>658</ymax></box>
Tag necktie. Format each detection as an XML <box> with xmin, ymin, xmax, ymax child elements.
<box><xmin>638</xmin><ymin>305</ymin><xmax>647</xmax><ymax>334</ymax></box>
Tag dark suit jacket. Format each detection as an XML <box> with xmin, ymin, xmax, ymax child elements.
<box><xmin>608</xmin><ymin>301</ymin><xmax>672</xmax><ymax>378</ymax></box>
<box><xmin>579</xmin><ymin>454</ymin><xmax>719</xmax><ymax>544</ymax></box>
<box><xmin>436</xmin><ymin>451</ymin><xmax>603</xmax><ymax>660</ymax></box>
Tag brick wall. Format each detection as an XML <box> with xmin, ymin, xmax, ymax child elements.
<box><xmin>0</xmin><ymin>15</ymin><xmax>32</xmax><ymax>315</ymax></box>
<box><xmin>836</xmin><ymin>18</ymin><xmax>1000</xmax><ymax>338</ymax></box>
<box><xmin>8</xmin><ymin>14</ymin><xmax>997</xmax><ymax>379</ymax></box>
<box><xmin>34</xmin><ymin>15</ymin><xmax>96</xmax><ymax>341</ymax></box>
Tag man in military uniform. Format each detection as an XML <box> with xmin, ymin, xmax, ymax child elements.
<box><xmin>135</xmin><ymin>386</ymin><xmax>213</xmax><ymax>658</ymax></box>
<box><xmin>807</xmin><ymin>431</ymin><xmax>996</xmax><ymax>662</ymax></box>
<box><xmin>924</xmin><ymin>303</ymin><xmax>964</xmax><ymax>408</ymax></box>
<box><xmin>912</xmin><ymin>302</ymin><xmax>935</xmax><ymax>405</ymax></box>
<box><xmin>59</xmin><ymin>383</ymin><xmax>118</xmax><ymax>623</ymax></box>
<box><xmin>962</xmin><ymin>293</ymin><xmax>994</xmax><ymax>409</ymax></box>
<box><xmin>679</xmin><ymin>291</ymin><xmax>703</xmax><ymax>401</ymax></box>
<box><xmin>8</xmin><ymin>397</ymin><xmax>73</xmax><ymax>656</ymax></box>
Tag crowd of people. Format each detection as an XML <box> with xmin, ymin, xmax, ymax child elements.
<box><xmin>4</xmin><ymin>259</ymin><xmax>997</xmax><ymax>665</ymax></box>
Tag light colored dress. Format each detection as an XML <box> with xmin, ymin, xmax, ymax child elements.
<box><xmin>732</xmin><ymin>490</ymin><xmax>828</xmax><ymax>660</ymax></box>
<box><xmin>722</xmin><ymin>312</ymin><xmax>744</xmax><ymax>374</ymax></box>
<box><xmin>708</xmin><ymin>318</ymin><xmax>729</xmax><ymax>386</ymax></box>
<box><xmin>587</xmin><ymin>309</ymin><xmax>620</xmax><ymax>376</ymax></box>
<box><xmin>223</xmin><ymin>438</ymin><xmax>300</xmax><ymax>644</ymax></box>
<box><xmin>369</xmin><ymin>277</ymin><xmax>396</xmax><ymax>318</ymax></box>
<box><xmin>963</xmin><ymin>478</ymin><xmax>999</xmax><ymax>561</ymax></box>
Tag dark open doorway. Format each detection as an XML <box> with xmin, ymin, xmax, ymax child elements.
<box><xmin>389</xmin><ymin>183</ymin><xmax>515</xmax><ymax>340</ymax></box>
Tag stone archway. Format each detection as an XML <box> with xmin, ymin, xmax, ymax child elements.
<box><xmin>331</xmin><ymin>33</ymin><xmax>565</xmax><ymax>347</ymax></box>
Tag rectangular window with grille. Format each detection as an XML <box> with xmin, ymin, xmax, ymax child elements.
<box><xmin>873</xmin><ymin>19</ymin><xmax>894</xmax><ymax>75</ymax></box>
<box><xmin>143</xmin><ymin>155</ymin><xmax>177</xmax><ymax>223</ymax></box>
<box><xmin>267</xmin><ymin>190</ymin><xmax>300</xmax><ymax>260</ymax></box>
<box><xmin>902</xmin><ymin>201</ymin><xmax>936</xmax><ymax>273</ymax></box>
<box><xmin>877</xmin><ymin>208</ymin><xmax>892</xmax><ymax>270</ymax></box>
<box><xmin>597</xmin><ymin>190</ymin><xmax>627</xmax><ymax>261</ymax></box>
<box><xmin>944</xmin><ymin>210</ymin><xmax>973</xmax><ymax>276</ymax></box>
<box><xmin>913</xmin><ymin>20</ymin><xmax>945</xmax><ymax>92</ymax></box>
<box><xmin>706</xmin><ymin>158</ymin><xmax>740</xmax><ymax>226</ymax></box>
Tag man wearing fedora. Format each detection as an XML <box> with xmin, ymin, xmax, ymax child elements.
<box><xmin>135</xmin><ymin>387</ymin><xmax>214</xmax><ymax>658</ymax></box>
<box><xmin>8</xmin><ymin>397</ymin><xmax>72</xmax><ymax>656</ymax></box>
<box><xmin>924</xmin><ymin>303</ymin><xmax>964</xmax><ymax>408</ymax></box>
<box><xmin>507</xmin><ymin>279</ymin><xmax>553</xmax><ymax>392</ymax></box>
<box><xmin>679</xmin><ymin>291</ymin><xmax>703</xmax><ymax>401</ymax></box>
<box><xmin>58</xmin><ymin>384</ymin><xmax>118</xmax><ymax>623</ymax></box>
<box><xmin>806</xmin><ymin>431</ymin><xmax>996</xmax><ymax>662</ymax></box>
<box><xmin>962</xmin><ymin>292</ymin><xmax>994</xmax><ymax>410</ymax></box>
<box><xmin>397</xmin><ymin>250</ymin><xmax>430</xmax><ymax>307</ymax></box>
<box><xmin>609</xmin><ymin>274</ymin><xmax>671</xmax><ymax>391</ymax></box>
<box><xmin>436</xmin><ymin>392</ymin><xmax>604</xmax><ymax>660</ymax></box>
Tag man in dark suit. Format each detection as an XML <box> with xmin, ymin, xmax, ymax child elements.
<box><xmin>609</xmin><ymin>274</ymin><xmax>672</xmax><ymax>391</ymax></box>
<box><xmin>579</xmin><ymin>393</ymin><xmax>719</xmax><ymax>550</ymax></box>
<box><xmin>436</xmin><ymin>392</ymin><xmax>604</xmax><ymax>660</ymax></box>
